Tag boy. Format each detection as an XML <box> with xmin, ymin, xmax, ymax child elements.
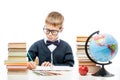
<box><xmin>27</xmin><ymin>11</ymin><xmax>74</xmax><ymax>69</ymax></box>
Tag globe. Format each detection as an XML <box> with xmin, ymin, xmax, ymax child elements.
<box><xmin>85</xmin><ymin>31</ymin><xmax>118</xmax><ymax>77</ymax></box>
<box><xmin>89</xmin><ymin>33</ymin><xmax>118</xmax><ymax>63</ymax></box>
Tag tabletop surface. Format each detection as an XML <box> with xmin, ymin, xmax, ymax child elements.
<box><xmin>0</xmin><ymin>65</ymin><xmax>119</xmax><ymax>80</ymax></box>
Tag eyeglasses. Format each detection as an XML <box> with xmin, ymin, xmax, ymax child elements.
<box><xmin>43</xmin><ymin>27</ymin><xmax>60</xmax><ymax>35</ymax></box>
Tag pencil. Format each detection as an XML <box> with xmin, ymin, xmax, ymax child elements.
<box><xmin>46</xmin><ymin>71</ymin><xmax>62</xmax><ymax>75</ymax></box>
<box><xmin>27</xmin><ymin>52</ymin><xmax>33</xmax><ymax>61</ymax></box>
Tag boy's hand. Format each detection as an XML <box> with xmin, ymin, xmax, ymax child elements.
<box><xmin>27</xmin><ymin>61</ymin><xmax>36</xmax><ymax>70</ymax></box>
<box><xmin>41</xmin><ymin>61</ymin><xmax>53</xmax><ymax>66</ymax></box>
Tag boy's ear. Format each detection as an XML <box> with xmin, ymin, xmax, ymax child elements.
<box><xmin>59</xmin><ymin>27</ymin><xmax>63</xmax><ymax>32</ymax></box>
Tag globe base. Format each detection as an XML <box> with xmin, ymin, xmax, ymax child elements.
<box><xmin>92</xmin><ymin>65</ymin><xmax>114</xmax><ymax>77</ymax></box>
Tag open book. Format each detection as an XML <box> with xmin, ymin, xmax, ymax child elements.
<box><xmin>32</xmin><ymin>66</ymin><xmax>73</xmax><ymax>71</ymax></box>
<box><xmin>32</xmin><ymin>66</ymin><xmax>73</xmax><ymax>76</ymax></box>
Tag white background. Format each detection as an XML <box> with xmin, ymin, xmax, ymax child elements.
<box><xmin>0</xmin><ymin>0</ymin><xmax>120</xmax><ymax>79</ymax></box>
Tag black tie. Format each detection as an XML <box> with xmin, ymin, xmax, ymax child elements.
<box><xmin>46</xmin><ymin>40</ymin><xmax>59</xmax><ymax>46</ymax></box>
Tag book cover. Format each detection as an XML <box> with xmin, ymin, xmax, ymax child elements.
<box><xmin>76</xmin><ymin>36</ymin><xmax>88</xmax><ymax>42</ymax></box>
<box><xmin>7</xmin><ymin>70</ymin><xmax>28</xmax><ymax>75</ymax></box>
<box><xmin>79</xmin><ymin>61</ymin><xmax>96</xmax><ymax>66</ymax></box>
<box><xmin>8</xmin><ymin>48</ymin><xmax>26</xmax><ymax>52</ymax></box>
<box><xmin>7</xmin><ymin>65</ymin><xmax>28</xmax><ymax>68</ymax></box>
<box><xmin>8</xmin><ymin>56</ymin><xmax>28</xmax><ymax>61</ymax></box>
<box><xmin>7</xmin><ymin>67</ymin><xmax>28</xmax><ymax>71</ymax></box>
<box><xmin>8</xmin><ymin>53</ymin><xmax>27</xmax><ymax>57</ymax></box>
<box><xmin>4</xmin><ymin>60</ymin><xmax>28</xmax><ymax>65</ymax></box>
<box><xmin>8</xmin><ymin>42</ymin><xmax>26</xmax><ymax>48</ymax></box>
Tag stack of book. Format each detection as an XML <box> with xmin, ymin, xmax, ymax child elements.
<box><xmin>4</xmin><ymin>42</ymin><xmax>28</xmax><ymax>73</ymax></box>
<box><xmin>76</xmin><ymin>36</ymin><xmax>101</xmax><ymax>73</ymax></box>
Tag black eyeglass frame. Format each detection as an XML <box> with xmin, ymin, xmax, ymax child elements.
<box><xmin>43</xmin><ymin>26</ymin><xmax>61</xmax><ymax>35</ymax></box>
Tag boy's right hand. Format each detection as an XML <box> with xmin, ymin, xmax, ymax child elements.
<box><xmin>27</xmin><ymin>61</ymin><xmax>36</xmax><ymax>70</ymax></box>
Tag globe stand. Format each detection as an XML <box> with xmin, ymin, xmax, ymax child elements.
<box><xmin>92</xmin><ymin>64</ymin><xmax>114</xmax><ymax>77</ymax></box>
<box><xmin>85</xmin><ymin>31</ymin><xmax>115</xmax><ymax>77</ymax></box>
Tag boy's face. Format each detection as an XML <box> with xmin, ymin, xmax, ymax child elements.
<box><xmin>43</xmin><ymin>24</ymin><xmax>63</xmax><ymax>41</ymax></box>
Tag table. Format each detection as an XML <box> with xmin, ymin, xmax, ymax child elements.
<box><xmin>1</xmin><ymin>65</ymin><xmax>120</xmax><ymax>80</ymax></box>
<box><xmin>7</xmin><ymin>66</ymin><xmax>78</xmax><ymax>80</ymax></box>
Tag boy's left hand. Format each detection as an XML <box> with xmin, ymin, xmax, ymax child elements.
<box><xmin>41</xmin><ymin>61</ymin><xmax>53</xmax><ymax>66</ymax></box>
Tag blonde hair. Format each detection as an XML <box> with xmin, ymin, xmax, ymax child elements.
<box><xmin>45</xmin><ymin>11</ymin><xmax>64</xmax><ymax>28</ymax></box>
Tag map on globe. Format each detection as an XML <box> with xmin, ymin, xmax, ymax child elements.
<box><xmin>89</xmin><ymin>33</ymin><xmax>118</xmax><ymax>63</ymax></box>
